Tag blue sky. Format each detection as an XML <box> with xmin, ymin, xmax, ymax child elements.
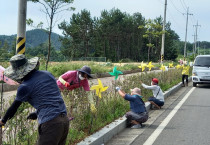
<box><xmin>0</xmin><ymin>0</ymin><xmax>209</xmax><ymax>43</ymax></box>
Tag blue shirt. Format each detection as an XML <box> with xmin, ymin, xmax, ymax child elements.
<box><xmin>15</xmin><ymin>70</ymin><xmax>67</xmax><ymax>124</ymax></box>
<box><xmin>124</xmin><ymin>94</ymin><xmax>146</xmax><ymax>114</ymax></box>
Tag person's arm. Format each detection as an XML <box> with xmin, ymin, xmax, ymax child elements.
<box><xmin>0</xmin><ymin>100</ymin><xmax>22</xmax><ymax>125</ymax></box>
<box><xmin>58</xmin><ymin>76</ymin><xmax>66</xmax><ymax>85</ymax></box>
<box><xmin>142</xmin><ymin>83</ymin><xmax>156</xmax><ymax>90</ymax></box>
<box><xmin>118</xmin><ymin>89</ymin><xmax>126</xmax><ymax>98</ymax></box>
<box><xmin>116</xmin><ymin>87</ymin><xmax>135</xmax><ymax>101</ymax></box>
<box><xmin>59</xmin><ymin>71</ymin><xmax>74</xmax><ymax>87</ymax></box>
<box><xmin>116</xmin><ymin>87</ymin><xmax>126</xmax><ymax>98</ymax></box>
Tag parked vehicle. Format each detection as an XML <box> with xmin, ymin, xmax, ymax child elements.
<box><xmin>192</xmin><ymin>55</ymin><xmax>210</xmax><ymax>87</ymax></box>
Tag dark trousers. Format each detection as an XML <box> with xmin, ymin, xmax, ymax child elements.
<box><xmin>125</xmin><ymin>111</ymin><xmax>148</xmax><ymax>127</ymax></box>
<box><xmin>148</xmin><ymin>97</ymin><xmax>164</xmax><ymax>107</ymax></box>
<box><xmin>182</xmin><ymin>75</ymin><xmax>188</xmax><ymax>85</ymax></box>
<box><xmin>38</xmin><ymin>113</ymin><xmax>69</xmax><ymax>145</ymax></box>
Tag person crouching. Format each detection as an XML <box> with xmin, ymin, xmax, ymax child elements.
<box><xmin>140</xmin><ymin>78</ymin><xmax>164</xmax><ymax>109</ymax></box>
<box><xmin>116</xmin><ymin>87</ymin><xmax>148</xmax><ymax>129</ymax></box>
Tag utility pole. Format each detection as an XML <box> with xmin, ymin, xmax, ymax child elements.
<box><xmin>161</xmin><ymin>0</ymin><xmax>167</xmax><ymax>64</ymax></box>
<box><xmin>193</xmin><ymin>21</ymin><xmax>201</xmax><ymax>56</ymax></box>
<box><xmin>197</xmin><ymin>40</ymin><xmax>200</xmax><ymax>55</ymax></box>
<box><xmin>183</xmin><ymin>7</ymin><xmax>193</xmax><ymax>60</ymax></box>
<box><xmin>192</xmin><ymin>34</ymin><xmax>196</xmax><ymax>57</ymax></box>
<box><xmin>16</xmin><ymin>0</ymin><xmax>27</xmax><ymax>54</ymax></box>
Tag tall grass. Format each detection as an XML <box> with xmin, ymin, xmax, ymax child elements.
<box><xmin>2</xmin><ymin>68</ymin><xmax>186</xmax><ymax>145</ymax></box>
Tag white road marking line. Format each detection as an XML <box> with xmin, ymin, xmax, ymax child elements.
<box><xmin>143</xmin><ymin>87</ymin><xmax>196</xmax><ymax>145</ymax></box>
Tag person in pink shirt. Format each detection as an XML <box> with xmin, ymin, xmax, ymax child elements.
<box><xmin>57</xmin><ymin>65</ymin><xmax>93</xmax><ymax>91</ymax></box>
<box><xmin>57</xmin><ymin>66</ymin><xmax>93</xmax><ymax>121</ymax></box>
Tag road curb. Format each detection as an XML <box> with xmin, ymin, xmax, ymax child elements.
<box><xmin>77</xmin><ymin>77</ymin><xmax>192</xmax><ymax>145</ymax></box>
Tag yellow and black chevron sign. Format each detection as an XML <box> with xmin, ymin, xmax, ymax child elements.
<box><xmin>16</xmin><ymin>37</ymin><xmax>25</xmax><ymax>54</ymax></box>
<box><xmin>161</xmin><ymin>55</ymin><xmax>164</xmax><ymax>62</ymax></box>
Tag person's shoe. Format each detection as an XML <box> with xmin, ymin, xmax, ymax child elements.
<box><xmin>186</xmin><ymin>83</ymin><xmax>188</xmax><ymax>87</ymax></box>
<box><xmin>182</xmin><ymin>84</ymin><xmax>185</xmax><ymax>87</ymax></box>
<box><xmin>131</xmin><ymin>124</ymin><xmax>142</xmax><ymax>129</ymax></box>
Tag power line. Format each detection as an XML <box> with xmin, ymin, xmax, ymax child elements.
<box><xmin>189</xmin><ymin>15</ymin><xmax>195</xmax><ymax>25</ymax></box>
<box><xmin>180</xmin><ymin>0</ymin><xmax>187</xmax><ymax>11</ymax></box>
<box><xmin>169</xmin><ymin>0</ymin><xmax>184</xmax><ymax>15</ymax></box>
<box><xmin>167</xmin><ymin>9</ymin><xmax>184</xmax><ymax>29</ymax></box>
<box><xmin>181</xmin><ymin>0</ymin><xmax>188</xmax><ymax>10</ymax></box>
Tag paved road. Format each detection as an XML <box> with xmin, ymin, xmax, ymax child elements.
<box><xmin>107</xmin><ymin>83</ymin><xmax>210</xmax><ymax>145</ymax></box>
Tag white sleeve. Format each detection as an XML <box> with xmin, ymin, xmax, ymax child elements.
<box><xmin>142</xmin><ymin>83</ymin><xmax>156</xmax><ymax>90</ymax></box>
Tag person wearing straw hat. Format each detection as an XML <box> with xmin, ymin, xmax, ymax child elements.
<box><xmin>0</xmin><ymin>54</ymin><xmax>69</xmax><ymax>145</ymax></box>
<box><xmin>140</xmin><ymin>78</ymin><xmax>164</xmax><ymax>109</ymax></box>
<box><xmin>57</xmin><ymin>65</ymin><xmax>93</xmax><ymax>91</ymax></box>
<box><xmin>116</xmin><ymin>87</ymin><xmax>148</xmax><ymax>129</ymax></box>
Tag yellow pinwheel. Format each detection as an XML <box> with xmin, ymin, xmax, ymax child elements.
<box><xmin>175</xmin><ymin>64</ymin><xmax>182</xmax><ymax>69</ymax></box>
<box><xmin>138</xmin><ymin>61</ymin><xmax>147</xmax><ymax>72</ymax></box>
<box><xmin>169</xmin><ymin>62</ymin><xmax>174</xmax><ymax>68</ymax></box>
<box><xmin>160</xmin><ymin>64</ymin><xmax>166</xmax><ymax>71</ymax></box>
<box><xmin>147</xmin><ymin>61</ymin><xmax>154</xmax><ymax>71</ymax></box>
<box><xmin>90</xmin><ymin>79</ymin><xmax>108</xmax><ymax>98</ymax></box>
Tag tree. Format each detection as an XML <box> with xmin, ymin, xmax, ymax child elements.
<box><xmin>139</xmin><ymin>19</ymin><xmax>163</xmax><ymax>62</ymax></box>
<box><xmin>59</xmin><ymin>9</ymin><xmax>94</xmax><ymax>58</ymax></box>
<box><xmin>29</xmin><ymin>0</ymin><xmax>75</xmax><ymax>70</ymax></box>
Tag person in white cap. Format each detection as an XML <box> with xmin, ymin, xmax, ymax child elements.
<box><xmin>116</xmin><ymin>87</ymin><xmax>148</xmax><ymax>129</ymax></box>
<box><xmin>0</xmin><ymin>54</ymin><xmax>69</xmax><ymax>145</ymax></box>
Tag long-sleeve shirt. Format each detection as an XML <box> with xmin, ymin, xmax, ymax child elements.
<box><xmin>57</xmin><ymin>70</ymin><xmax>90</xmax><ymax>91</ymax></box>
<box><xmin>15</xmin><ymin>70</ymin><xmax>67</xmax><ymax>124</ymax></box>
<box><xmin>141</xmin><ymin>83</ymin><xmax>164</xmax><ymax>102</ymax></box>
<box><xmin>182</xmin><ymin>65</ymin><xmax>190</xmax><ymax>75</ymax></box>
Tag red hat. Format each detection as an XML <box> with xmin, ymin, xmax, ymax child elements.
<box><xmin>152</xmin><ymin>78</ymin><xmax>159</xmax><ymax>84</ymax></box>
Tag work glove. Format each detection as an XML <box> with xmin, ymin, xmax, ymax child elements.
<box><xmin>65</xmin><ymin>82</ymin><xmax>70</xmax><ymax>88</ymax></box>
<box><xmin>27</xmin><ymin>112</ymin><xmax>37</xmax><ymax>120</ymax></box>
<box><xmin>90</xmin><ymin>103</ymin><xmax>97</xmax><ymax>114</ymax></box>
<box><xmin>116</xmin><ymin>86</ymin><xmax>120</xmax><ymax>91</ymax></box>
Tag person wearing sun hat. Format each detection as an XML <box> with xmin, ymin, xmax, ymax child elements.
<box><xmin>0</xmin><ymin>54</ymin><xmax>69</xmax><ymax>145</ymax></box>
<box><xmin>57</xmin><ymin>65</ymin><xmax>93</xmax><ymax>91</ymax></box>
<box><xmin>140</xmin><ymin>78</ymin><xmax>164</xmax><ymax>109</ymax></box>
<box><xmin>115</xmin><ymin>87</ymin><xmax>148</xmax><ymax>129</ymax></box>
<box><xmin>57</xmin><ymin>65</ymin><xmax>93</xmax><ymax>121</ymax></box>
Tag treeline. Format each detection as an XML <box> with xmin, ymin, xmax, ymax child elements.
<box><xmin>1</xmin><ymin>8</ymin><xmax>210</xmax><ymax>62</ymax></box>
<box><xmin>58</xmin><ymin>8</ymin><xmax>180</xmax><ymax>62</ymax></box>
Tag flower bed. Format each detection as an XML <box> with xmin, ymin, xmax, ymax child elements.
<box><xmin>2</xmin><ymin>68</ymin><xmax>188</xmax><ymax>145</ymax></box>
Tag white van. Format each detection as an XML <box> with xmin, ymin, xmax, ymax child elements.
<box><xmin>192</xmin><ymin>55</ymin><xmax>210</xmax><ymax>87</ymax></box>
